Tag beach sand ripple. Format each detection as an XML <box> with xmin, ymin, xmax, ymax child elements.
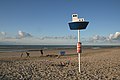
<box><xmin>0</xmin><ymin>48</ymin><xmax>120</xmax><ymax>80</ymax></box>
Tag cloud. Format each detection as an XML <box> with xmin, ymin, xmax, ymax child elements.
<box><xmin>0</xmin><ymin>31</ymin><xmax>33</xmax><ymax>39</ymax></box>
<box><xmin>0</xmin><ymin>32</ymin><xmax>6</xmax><ymax>36</ymax></box>
<box><xmin>84</xmin><ymin>32</ymin><xmax>120</xmax><ymax>45</ymax></box>
<box><xmin>93</xmin><ymin>35</ymin><xmax>106</xmax><ymax>41</ymax></box>
<box><xmin>17</xmin><ymin>31</ymin><xmax>32</xmax><ymax>39</ymax></box>
<box><xmin>1</xmin><ymin>31</ymin><xmax>120</xmax><ymax>45</ymax></box>
<box><xmin>0</xmin><ymin>32</ymin><xmax>7</xmax><ymax>40</ymax></box>
<box><xmin>108</xmin><ymin>32</ymin><xmax>120</xmax><ymax>40</ymax></box>
<box><xmin>40</xmin><ymin>35</ymin><xmax>77</xmax><ymax>40</ymax></box>
<box><xmin>88</xmin><ymin>35</ymin><xmax>107</xmax><ymax>43</ymax></box>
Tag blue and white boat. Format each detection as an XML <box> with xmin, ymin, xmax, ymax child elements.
<box><xmin>68</xmin><ymin>14</ymin><xmax>89</xmax><ymax>30</ymax></box>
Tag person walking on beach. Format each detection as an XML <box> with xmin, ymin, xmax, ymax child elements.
<box><xmin>40</xmin><ymin>50</ymin><xmax>43</xmax><ymax>56</ymax></box>
<box><xmin>21</xmin><ymin>53</ymin><xmax>23</xmax><ymax>58</ymax></box>
<box><xmin>26</xmin><ymin>52</ymin><xmax>30</xmax><ymax>57</ymax></box>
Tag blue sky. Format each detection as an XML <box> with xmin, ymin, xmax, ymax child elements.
<box><xmin>0</xmin><ymin>0</ymin><xmax>120</xmax><ymax>45</ymax></box>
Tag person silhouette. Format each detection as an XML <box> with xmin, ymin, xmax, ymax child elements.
<box><xmin>26</xmin><ymin>52</ymin><xmax>30</xmax><ymax>57</ymax></box>
<box><xmin>21</xmin><ymin>53</ymin><xmax>23</xmax><ymax>57</ymax></box>
<box><xmin>40</xmin><ymin>50</ymin><xmax>43</xmax><ymax>56</ymax></box>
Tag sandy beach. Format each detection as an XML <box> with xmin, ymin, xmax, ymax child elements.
<box><xmin>0</xmin><ymin>47</ymin><xmax>120</xmax><ymax>80</ymax></box>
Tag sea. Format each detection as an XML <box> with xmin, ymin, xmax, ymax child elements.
<box><xmin>0</xmin><ymin>45</ymin><xmax>120</xmax><ymax>52</ymax></box>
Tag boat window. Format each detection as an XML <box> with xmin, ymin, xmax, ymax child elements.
<box><xmin>73</xmin><ymin>15</ymin><xmax>77</xmax><ymax>17</ymax></box>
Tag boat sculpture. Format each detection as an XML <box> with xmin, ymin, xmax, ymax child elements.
<box><xmin>68</xmin><ymin>14</ymin><xmax>89</xmax><ymax>30</ymax></box>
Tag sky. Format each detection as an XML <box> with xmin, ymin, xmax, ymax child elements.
<box><xmin>0</xmin><ymin>0</ymin><xmax>120</xmax><ymax>45</ymax></box>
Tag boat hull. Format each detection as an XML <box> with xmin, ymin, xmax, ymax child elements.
<box><xmin>68</xmin><ymin>22</ymin><xmax>89</xmax><ymax>30</ymax></box>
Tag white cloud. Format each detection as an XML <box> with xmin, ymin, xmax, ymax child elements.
<box><xmin>0</xmin><ymin>31</ymin><xmax>77</xmax><ymax>45</ymax></box>
<box><xmin>84</xmin><ymin>32</ymin><xmax>120</xmax><ymax>45</ymax></box>
<box><xmin>108</xmin><ymin>34</ymin><xmax>114</xmax><ymax>40</ymax></box>
<box><xmin>40</xmin><ymin>35</ymin><xmax>77</xmax><ymax>40</ymax></box>
<box><xmin>18</xmin><ymin>31</ymin><xmax>32</xmax><ymax>39</ymax></box>
<box><xmin>1</xmin><ymin>31</ymin><xmax>120</xmax><ymax>45</ymax></box>
<box><xmin>88</xmin><ymin>35</ymin><xmax>107</xmax><ymax>43</ymax></box>
<box><xmin>0</xmin><ymin>32</ymin><xmax>6</xmax><ymax>36</ymax></box>
<box><xmin>0</xmin><ymin>32</ymin><xmax>7</xmax><ymax>40</ymax></box>
<box><xmin>92</xmin><ymin>35</ymin><xmax>106</xmax><ymax>41</ymax></box>
<box><xmin>0</xmin><ymin>32</ymin><xmax>6</xmax><ymax>35</ymax></box>
<box><xmin>108</xmin><ymin>32</ymin><xmax>120</xmax><ymax>40</ymax></box>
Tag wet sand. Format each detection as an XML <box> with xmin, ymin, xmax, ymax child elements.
<box><xmin>0</xmin><ymin>48</ymin><xmax>120</xmax><ymax>80</ymax></box>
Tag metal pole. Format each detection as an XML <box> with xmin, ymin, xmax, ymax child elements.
<box><xmin>78</xmin><ymin>30</ymin><xmax>81</xmax><ymax>73</ymax></box>
<box><xmin>78</xmin><ymin>30</ymin><xmax>80</xmax><ymax>42</ymax></box>
<box><xmin>78</xmin><ymin>52</ymin><xmax>81</xmax><ymax>73</ymax></box>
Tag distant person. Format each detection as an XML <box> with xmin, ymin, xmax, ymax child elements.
<box><xmin>40</xmin><ymin>50</ymin><xmax>43</xmax><ymax>56</ymax></box>
<box><xmin>21</xmin><ymin>53</ymin><xmax>23</xmax><ymax>58</ymax></box>
<box><xmin>26</xmin><ymin>52</ymin><xmax>30</xmax><ymax>57</ymax></box>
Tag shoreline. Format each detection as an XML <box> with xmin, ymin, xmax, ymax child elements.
<box><xmin>0</xmin><ymin>47</ymin><xmax>119</xmax><ymax>58</ymax></box>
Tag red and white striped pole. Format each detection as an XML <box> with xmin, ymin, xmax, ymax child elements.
<box><xmin>77</xmin><ymin>30</ymin><xmax>81</xmax><ymax>73</ymax></box>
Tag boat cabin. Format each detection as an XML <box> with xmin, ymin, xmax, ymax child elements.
<box><xmin>72</xmin><ymin>14</ymin><xmax>85</xmax><ymax>22</ymax></box>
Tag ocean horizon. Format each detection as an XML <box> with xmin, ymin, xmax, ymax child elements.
<box><xmin>0</xmin><ymin>45</ymin><xmax>120</xmax><ymax>53</ymax></box>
